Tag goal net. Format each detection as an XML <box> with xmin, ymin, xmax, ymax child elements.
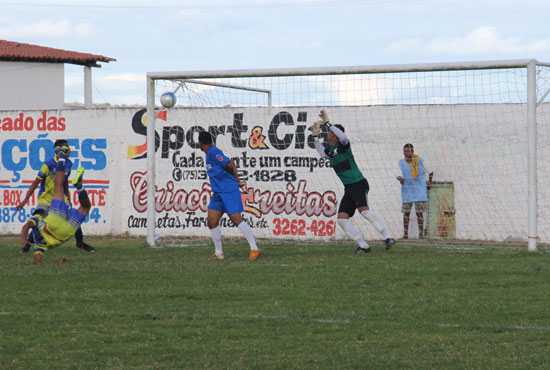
<box><xmin>145</xmin><ymin>60</ymin><xmax>550</xmax><ymax>249</ymax></box>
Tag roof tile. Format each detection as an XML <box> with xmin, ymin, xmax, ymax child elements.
<box><xmin>0</xmin><ymin>40</ymin><xmax>115</xmax><ymax>67</ymax></box>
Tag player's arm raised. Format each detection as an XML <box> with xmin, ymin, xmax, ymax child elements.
<box><xmin>329</xmin><ymin>125</ymin><xmax>349</xmax><ymax>145</ymax></box>
<box><xmin>310</xmin><ymin>110</ymin><xmax>328</xmax><ymax>158</ymax></box>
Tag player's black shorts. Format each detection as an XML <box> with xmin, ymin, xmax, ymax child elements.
<box><xmin>338</xmin><ymin>178</ymin><xmax>370</xmax><ymax>217</ymax></box>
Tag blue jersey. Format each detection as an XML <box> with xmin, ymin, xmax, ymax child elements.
<box><xmin>398</xmin><ymin>157</ymin><xmax>428</xmax><ymax>203</ymax></box>
<box><xmin>205</xmin><ymin>146</ymin><xmax>239</xmax><ymax>193</ymax></box>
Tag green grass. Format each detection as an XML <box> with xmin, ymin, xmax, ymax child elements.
<box><xmin>1</xmin><ymin>235</ymin><xmax>550</xmax><ymax>369</ymax></box>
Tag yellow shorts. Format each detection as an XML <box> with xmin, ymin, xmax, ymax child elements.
<box><xmin>38</xmin><ymin>225</ymin><xmax>63</xmax><ymax>251</ymax></box>
<box><xmin>40</xmin><ymin>199</ymin><xmax>86</xmax><ymax>251</ymax></box>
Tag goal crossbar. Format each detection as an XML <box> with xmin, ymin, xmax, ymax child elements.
<box><xmin>147</xmin><ymin>59</ymin><xmax>546</xmax><ymax>80</ymax></box>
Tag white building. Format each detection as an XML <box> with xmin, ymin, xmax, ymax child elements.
<box><xmin>0</xmin><ymin>40</ymin><xmax>115</xmax><ymax>110</ymax></box>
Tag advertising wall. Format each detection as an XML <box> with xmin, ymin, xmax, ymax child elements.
<box><xmin>1</xmin><ymin>106</ymin><xmax>548</xmax><ymax>242</ymax></box>
<box><xmin>125</xmin><ymin>108</ymin><xmax>341</xmax><ymax>240</ymax></box>
<box><xmin>0</xmin><ymin>109</ymin><xmax>121</xmax><ymax>236</ymax></box>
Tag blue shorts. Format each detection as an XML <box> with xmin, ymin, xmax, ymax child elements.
<box><xmin>208</xmin><ymin>191</ymin><xmax>244</xmax><ymax>215</ymax></box>
<box><xmin>36</xmin><ymin>200</ymin><xmax>71</xmax><ymax>213</ymax></box>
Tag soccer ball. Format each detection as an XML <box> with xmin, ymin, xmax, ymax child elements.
<box><xmin>160</xmin><ymin>92</ymin><xmax>176</xmax><ymax>108</ymax></box>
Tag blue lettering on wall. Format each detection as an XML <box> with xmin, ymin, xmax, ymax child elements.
<box><xmin>29</xmin><ymin>138</ymin><xmax>55</xmax><ymax>170</ymax></box>
<box><xmin>2</xmin><ymin>139</ymin><xmax>27</xmax><ymax>182</ymax></box>
<box><xmin>1</xmin><ymin>138</ymin><xmax>108</xmax><ymax>182</ymax></box>
<box><xmin>81</xmin><ymin>139</ymin><xmax>107</xmax><ymax>170</ymax></box>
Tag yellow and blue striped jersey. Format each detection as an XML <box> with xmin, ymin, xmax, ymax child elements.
<box><xmin>36</xmin><ymin>157</ymin><xmax>72</xmax><ymax>205</ymax></box>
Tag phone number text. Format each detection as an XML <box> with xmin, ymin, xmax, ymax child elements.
<box><xmin>272</xmin><ymin>217</ymin><xmax>335</xmax><ymax>237</ymax></box>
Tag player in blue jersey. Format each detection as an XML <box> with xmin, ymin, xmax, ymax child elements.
<box><xmin>198</xmin><ymin>131</ymin><xmax>261</xmax><ymax>261</ymax></box>
<box><xmin>16</xmin><ymin>140</ymin><xmax>95</xmax><ymax>253</ymax></box>
<box><xmin>20</xmin><ymin>146</ymin><xmax>92</xmax><ymax>265</ymax></box>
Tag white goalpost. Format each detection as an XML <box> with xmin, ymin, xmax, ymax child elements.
<box><xmin>146</xmin><ymin>59</ymin><xmax>550</xmax><ymax>250</ymax></box>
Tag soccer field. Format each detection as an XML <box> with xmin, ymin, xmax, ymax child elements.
<box><xmin>1</xmin><ymin>235</ymin><xmax>549</xmax><ymax>369</ymax></box>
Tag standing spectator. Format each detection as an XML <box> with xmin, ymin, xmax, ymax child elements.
<box><xmin>397</xmin><ymin>143</ymin><xmax>434</xmax><ymax>239</ymax></box>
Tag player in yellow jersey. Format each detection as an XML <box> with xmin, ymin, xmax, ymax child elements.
<box><xmin>17</xmin><ymin>139</ymin><xmax>95</xmax><ymax>253</ymax></box>
<box><xmin>20</xmin><ymin>146</ymin><xmax>92</xmax><ymax>265</ymax></box>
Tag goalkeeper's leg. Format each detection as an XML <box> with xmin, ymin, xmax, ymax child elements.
<box><xmin>338</xmin><ymin>192</ymin><xmax>371</xmax><ymax>253</ymax></box>
<box><xmin>360</xmin><ymin>209</ymin><xmax>391</xmax><ymax>239</ymax></box>
<box><xmin>360</xmin><ymin>208</ymin><xmax>396</xmax><ymax>250</ymax></box>
<box><xmin>337</xmin><ymin>216</ymin><xmax>370</xmax><ymax>250</ymax></box>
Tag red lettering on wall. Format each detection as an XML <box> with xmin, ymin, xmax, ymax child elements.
<box><xmin>0</xmin><ymin>111</ymin><xmax>67</xmax><ymax>132</ymax></box>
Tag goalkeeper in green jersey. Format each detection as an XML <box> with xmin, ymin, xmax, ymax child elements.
<box><xmin>311</xmin><ymin>110</ymin><xmax>396</xmax><ymax>253</ymax></box>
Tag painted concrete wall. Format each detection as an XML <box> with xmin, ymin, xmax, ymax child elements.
<box><xmin>0</xmin><ymin>106</ymin><xmax>548</xmax><ymax>243</ymax></box>
<box><xmin>0</xmin><ymin>62</ymin><xmax>64</xmax><ymax>110</ymax></box>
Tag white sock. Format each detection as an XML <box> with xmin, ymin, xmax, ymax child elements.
<box><xmin>237</xmin><ymin>221</ymin><xmax>258</xmax><ymax>250</ymax></box>
<box><xmin>337</xmin><ymin>218</ymin><xmax>369</xmax><ymax>248</ymax></box>
<box><xmin>210</xmin><ymin>226</ymin><xmax>223</xmax><ymax>255</ymax></box>
<box><xmin>361</xmin><ymin>210</ymin><xmax>391</xmax><ymax>240</ymax></box>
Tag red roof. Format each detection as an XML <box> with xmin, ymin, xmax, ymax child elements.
<box><xmin>0</xmin><ymin>40</ymin><xmax>115</xmax><ymax>67</ymax></box>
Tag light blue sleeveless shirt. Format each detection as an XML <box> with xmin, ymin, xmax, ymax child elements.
<box><xmin>398</xmin><ymin>157</ymin><xmax>428</xmax><ymax>202</ymax></box>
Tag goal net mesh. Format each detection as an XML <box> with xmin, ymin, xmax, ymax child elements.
<box><xmin>149</xmin><ymin>64</ymin><xmax>550</xmax><ymax>246</ymax></box>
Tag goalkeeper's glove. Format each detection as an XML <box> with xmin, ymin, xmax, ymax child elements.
<box><xmin>319</xmin><ymin>109</ymin><xmax>332</xmax><ymax>129</ymax></box>
<box><xmin>319</xmin><ymin>109</ymin><xmax>329</xmax><ymax>123</ymax></box>
<box><xmin>308</xmin><ymin>119</ymin><xmax>323</xmax><ymax>138</ymax></box>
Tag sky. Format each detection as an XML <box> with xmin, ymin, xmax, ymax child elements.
<box><xmin>1</xmin><ymin>0</ymin><xmax>550</xmax><ymax>106</ymax></box>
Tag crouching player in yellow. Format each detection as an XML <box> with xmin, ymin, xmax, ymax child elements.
<box><xmin>20</xmin><ymin>147</ymin><xmax>91</xmax><ymax>265</ymax></box>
